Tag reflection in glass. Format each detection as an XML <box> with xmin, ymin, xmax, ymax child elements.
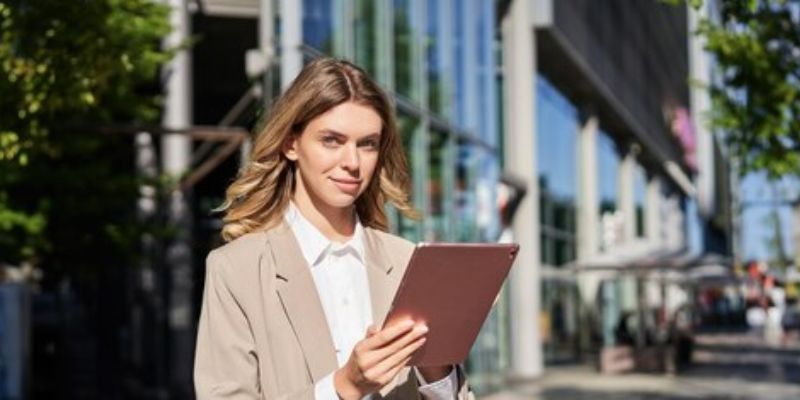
<box><xmin>426</xmin><ymin>0</ymin><xmax>443</xmax><ymax>114</ymax></box>
<box><xmin>393</xmin><ymin>0</ymin><xmax>413</xmax><ymax>98</ymax></box>
<box><xmin>302</xmin><ymin>0</ymin><xmax>333</xmax><ymax>53</ymax></box>
<box><xmin>634</xmin><ymin>163</ymin><xmax>646</xmax><ymax>238</ymax></box>
<box><xmin>536</xmin><ymin>77</ymin><xmax>578</xmax><ymax>267</ymax></box>
<box><xmin>451</xmin><ymin>0</ymin><xmax>466</xmax><ymax>126</ymax></box>
<box><xmin>354</xmin><ymin>0</ymin><xmax>377</xmax><ymax>76</ymax></box>
<box><xmin>541</xmin><ymin>279</ymin><xmax>581</xmax><ymax>363</ymax></box>
<box><xmin>427</xmin><ymin>130</ymin><xmax>449</xmax><ymax>241</ymax></box>
<box><xmin>475</xmin><ymin>0</ymin><xmax>496</xmax><ymax>146</ymax></box>
<box><xmin>455</xmin><ymin>138</ymin><xmax>477</xmax><ymax>242</ymax></box>
<box><xmin>597</xmin><ymin>131</ymin><xmax>620</xmax><ymax>250</ymax></box>
<box><xmin>396</xmin><ymin>112</ymin><xmax>421</xmax><ymax>241</ymax></box>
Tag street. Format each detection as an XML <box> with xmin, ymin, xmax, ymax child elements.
<box><xmin>486</xmin><ymin>331</ymin><xmax>800</xmax><ymax>400</ymax></box>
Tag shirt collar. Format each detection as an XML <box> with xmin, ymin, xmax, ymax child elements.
<box><xmin>284</xmin><ymin>202</ymin><xmax>365</xmax><ymax>267</ymax></box>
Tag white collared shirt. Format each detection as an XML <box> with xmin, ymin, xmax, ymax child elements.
<box><xmin>284</xmin><ymin>204</ymin><xmax>458</xmax><ymax>399</ymax></box>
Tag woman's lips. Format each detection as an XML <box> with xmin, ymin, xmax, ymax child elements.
<box><xmin>331</xmin><ymin>178</ymin><xmax>361</xmax><ymax>194</ymax></box>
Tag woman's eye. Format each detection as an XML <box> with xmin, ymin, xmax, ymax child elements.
<box><xmin>322</xmin><ymin>136</ymin><xmax>340</xmax><ymax>146</ymax></box>
<box><xmin>360</xmin><ymin>139</ymin><xmax>379</xmax><ymax>149</ymax></box>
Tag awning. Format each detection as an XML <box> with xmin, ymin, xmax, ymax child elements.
<box><xmin>567</xmin><ymin>244</ymin><xmax>735</xmax><ymax>282</ymax></box>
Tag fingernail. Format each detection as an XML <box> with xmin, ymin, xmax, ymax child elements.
<box><xmin>418</xmin><ymin>324</ymin><xmax>429</xmax><ymax>333</ymax></box>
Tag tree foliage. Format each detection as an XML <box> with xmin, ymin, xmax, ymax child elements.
<box><xmin>0</xmin><ymin>0</ymin><xmax>171</xmax><ymax>270</ymax></box>
<box><xmin>670</xmin><ymin>0</ymin><xmax>800</xmax><ymax>178</ymax></box>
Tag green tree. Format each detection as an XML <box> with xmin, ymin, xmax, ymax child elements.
<box><xmin>667</xmin><ymin>0</ymin><xmax>800</xmax><ymax>179</ymax></box>
<box><xmin>0</xmin><ymin>1</ymin><xmax>171</xmax><ymax>275</ymax></box>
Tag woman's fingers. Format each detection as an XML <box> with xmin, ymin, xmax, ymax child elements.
<box><xmin>361</xmin><ymin>319</ymin><xmax>415</xmax><ymax>350</ymax></box>
<box><xmin>367</xmin><ymin>335</ymin><xmax>427</xmax><ymax>381</ymax></box>
<box><xmin>343</xmin><ymin>320</ymin><xmax>428</xmax><ymax>395</ymax></box>
<box><xmin>376</xmin><ymin>355</ymin><xmax>414</xmax><ymax>386</ymax></box>
<box><xmin>370</xmin><ymin>324</ymin><xmax>427</xmax><ymax>363</ymax></box>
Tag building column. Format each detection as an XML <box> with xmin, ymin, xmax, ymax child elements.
<box><xmin>501</xmin><ymin>0</ymin><xmax>543</xmax><ymax>379</ymax></box>
<box><xmin>280</xmin><ymin>0</ymin><xmax>303</xmax><ymax>90</ymax></box>
<box><xmin>646</xmin><ymin>176</ymin><xmax>662</xmax><ymax>246</ymax></box>
<box><xmin>577</xmin><ymin>114</ymin><xmax>600</xmax><ymax>260</ymax></box>
<box><xmin>689</xmin><ymin>5</ymin><xmax>714</xmax><ymax>219</ymax></box>
<box><xmin>162</xmin><ymin>0</ymin><xmax>193</xmax><ymax>394</ymax></box>
<box><xmin>618</xmin><ymin>147</ymin><xmax>636</xmax><ymax>244</ymax></box>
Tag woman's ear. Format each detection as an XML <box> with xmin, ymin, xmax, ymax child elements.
<box><xmin>282</xmin><ymin>135</ymin><xmax>299</xmax><ymax>161</ymax></box>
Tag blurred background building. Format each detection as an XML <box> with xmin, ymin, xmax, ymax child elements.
<box><xmin>0</xmin><ymin>0</ymin><xmax>754</xmax><ymax>398</ymax></box>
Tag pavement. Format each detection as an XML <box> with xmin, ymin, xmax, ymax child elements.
<box><xmin>482</xmin><ymin>331</ymin><xmax>800</xmax><ymax>400</ymax></box>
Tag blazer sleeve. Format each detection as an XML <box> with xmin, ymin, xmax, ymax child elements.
<box><xmin>194</xmin><ymin>250</ymin><xmax>318</xmax><ymax>400</ymax></box>
<box><xmin>456</xmin><ymin>365</ymin><xmax>475</xmax><ymax>400</ymax></box>
<box><xmin>194</xmin><ymin>250</ymin><xmax>263</xmax><ymax>399</ymax></box>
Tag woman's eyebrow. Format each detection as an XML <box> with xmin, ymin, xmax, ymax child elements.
<box><xmin>317</xmin><ymin>129</ymin><xmax>381</xmax><ymax>139</ymax></box>
<box><xmin>359</xmin><ymin>133</ymin><xmax>382</xmax><ymax>140</ymax></box>
<box><xmin>317</xmin><ymin>129</ymin><xmax>347</xmax><ymax>138</ymax></box>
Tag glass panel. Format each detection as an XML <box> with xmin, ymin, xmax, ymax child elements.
<box><xmin>597</xmin><ymin>132</ymin><xmax>619</xmax><ymax>214</ymax></box>
<box><xmin>393</xmin><ymin>0</ymin><xmax>413</xmax><ymax>98</ymax></box>
<box><xmin>396</xmin><ymin>112</ymin><xmax>421</xmax><ymax>241</ymax></box>
<box><xmin>634</xmin><ymin>163</ymin><xmax>646</xmax><ymax>238</ymax></box>
<box><xmin>475</xmin><ymin>149</ymin><xmax>500</xmax><ymax>241</ymax></box>
<box><xmin>536</xmin><ymin>76</ymin><xmax>578</xmax><ymax>266</ymax></box>
<box><xmin>425</xmin><ymin>0</ymin><xmax>443</xmax><ymax>114</ymax></box>
<box><xmin>475</xmin><ymin>0</ymin><xmax>496</xmax><ymax>145</ymax></box>
<box><xmin>455</xmin><ymin>138</ymin><xmax>477</xmax><ymax>242</ymax></box>
<box><xmin>451</xmin><ymin>0</ymin><xmax>466</xmax><ymax>127</ymax></box>
<box><xmin>427</xmin><ymin>130</ymin><xmax>449</xmax><ymax>241</ymax></box>
<box><xmin>597</xmin><ymin>131</ymin><xmax>620</xmax><ymax>250</ymax></box>
<box><xmin>354</xmin><ymin>0</ymin><xmax>377</xmax><ymax>76</ymax></box>
<box><xmin>542</xmin><ymin>279</ymin><xmax>582</xmax><ymax>363</ymax></box>
<box><xmin>303</xmin><ymin>0</ymin><xmax>334</xmax><ymax>53</ymax></box>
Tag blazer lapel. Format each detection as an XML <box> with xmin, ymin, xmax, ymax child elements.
<box><xmin>363</xmin><ymin>228</ymin><xmax>396</xmax><ymax>330</ymax></box>
<box><xmin>267</xmin><ymin>223</ymin><xmax>338</xmax><ymax>382</ymax></box>
<box><xmin>363</xmin><ymin>229</ymin><xmax>421</xmax><ymax>400</ymax></box>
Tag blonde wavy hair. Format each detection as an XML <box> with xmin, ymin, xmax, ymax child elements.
<box><xmin>219</xmin><ymin>57</ymin><xmax>418</xmax><ymax>242</ymax></box>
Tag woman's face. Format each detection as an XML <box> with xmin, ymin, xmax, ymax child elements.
<box><xmin>284</xmin><ymin>101</ymin><xmax>383</xmax><ymax>212</ymax></box>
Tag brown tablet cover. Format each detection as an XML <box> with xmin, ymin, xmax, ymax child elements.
<box><xmin>382</xmin><ymin>243</ymin><xmax>520</xmax><ymax>366</ymax></box>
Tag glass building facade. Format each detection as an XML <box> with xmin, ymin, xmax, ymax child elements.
<box><xmin>535</xmin><ymin>76</ymin><xmax>581</xmax><ymax>363</ymax></box>
<box><xmin>186</xmin><ymin>0</ymin><xmax>705</xmax><ymax>391</ymax></box>
<box><xmin>301</xmin><ymin>0</ymin><xmax>504</xmax><ymax>392</ymax></box>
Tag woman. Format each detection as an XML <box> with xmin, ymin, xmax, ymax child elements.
<box><xmin>194</xmin><ymin>58</ymin><xmax>471</xmax><ymax>399</ymax></box>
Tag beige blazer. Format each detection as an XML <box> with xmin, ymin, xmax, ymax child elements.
<box><xmin>194</xmin><ymin>222</ymin><xmax>472</xmax><ymax>399</ymax></box>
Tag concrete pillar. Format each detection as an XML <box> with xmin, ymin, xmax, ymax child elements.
<box><xmin>501</xmin><ymin>0</ymin><xmax>543</xmax><ymax>379</ymax></box>
<box><xmin>689</xmin><ymin>5</ymin><xmax>714</xmax><ymax>219</ymax></box>
<box><xmin>280</xmin><ymin>0</ymin><xmax>303</xmax><ymax>90</ymax></box>
<box><xmin>259</xmin><ymin>0</ymin><xmax>276</xmax><ymax>101</ymax></box>
<box><xmin>618</xmin><ymin>148</ymin><xmax>636</xmax><ymax>243</ymax></box>
<box><xmin>577</xmin><ymin>115</ymin><xmax>600</xmax><ymax>260</ymax></box>
<box><xmin>646</xmin><ymin>176</ymin><xmax>662</xmax><ymax>246</ymax></box>
<box><xmin>162</xmin><ymin>0</ymin><xmax>194</xmax><ymax>394</ymax></box>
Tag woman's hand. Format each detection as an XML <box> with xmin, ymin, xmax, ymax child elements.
<box><xmin>334</xmin><ymin>320</ymin><xmax>428</xmax><ymax>400</ymax></box>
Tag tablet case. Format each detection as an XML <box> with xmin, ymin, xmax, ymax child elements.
<box><xmin>382</xmin><ymin>243</ymin><xmax>519</xmax><ymax>366</ymax></box>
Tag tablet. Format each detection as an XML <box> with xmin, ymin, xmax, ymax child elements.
<box><xmin>382</xmin><ymin>242</ymin><xmax>519</xmax><ymax>366</ymax></box>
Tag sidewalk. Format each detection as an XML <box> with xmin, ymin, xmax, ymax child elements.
<box><xmin>482</xmin><ymin>332</ymin><xmax>800</xmax><ymax>400</ymax></box>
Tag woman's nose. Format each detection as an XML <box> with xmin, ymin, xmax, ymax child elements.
<box><xmin>341</xmin><ymin>143</ymin><xmax>360</xmax><ymax>170</ymax></box>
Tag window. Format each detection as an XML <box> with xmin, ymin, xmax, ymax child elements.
<box><xmin>302</xmin><ymin>0</ymin><xmax>333</xmax><ymax>53</ymax></box>
<box><xmin>634</xmin><ymin>163</ymin><xmax>646</xmax><ymax>238</ymax></box>
<box><xmin>354</xmin><ymin>0</ymin><xmax>377</xmax><ymax>75</ymax></box>
<box><xmin>427</xmin><ymin>129</ymin><xmax>450</xmax><ymax>241</ymax></box>
<box><xmin>597</xmin><ymin>131</ymin><xmax>620</xmax><ymax>250</ymax></box>
<box><xmin>537</xmin><ymin>77</ymin><xmax>578</xmax><ymax>266</ymax></box>
<box><xmin>393</xmin><ymin>0</ymin><xmax>414</xmax><ymax>99</ymax></box>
